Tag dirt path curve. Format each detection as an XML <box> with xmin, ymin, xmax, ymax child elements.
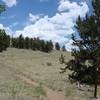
<box><xmin>16</xmin><ymin>74</ymin><xmax>65</xmax><ymax>100</ymax></box>
<box><xmin>43</xmin><ymin>86</ymin><xmax>65</xmax><ymax>100</ymax></box>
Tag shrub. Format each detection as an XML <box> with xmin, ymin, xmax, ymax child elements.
<box><xmin>46</xmin><ymin>62</ymin><xmax>52</xmax><ymax>66</ymax></box>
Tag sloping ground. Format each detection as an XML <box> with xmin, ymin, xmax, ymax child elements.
<box><xmin>0</xmin><ymin>48</ymin><xmax>69</xmax><ymax>100</ymax></box>
<box><xmin>0</xmin><ymin>48</ymin><xmax>71</xmax><ymax>92</ymax></box>
<box><xmin>0</xmin><ymin>56</ymin><xmax>46</xmax><ymax>100</ymax></box>
<box><xmin>0</xmin><ymin>48</ymin><xmax>100</xmax><ymax>100</ymax></box>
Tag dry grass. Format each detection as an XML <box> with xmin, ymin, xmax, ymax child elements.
<box><xmin>0</xmin><ymin>48</ymin><xmax>100</xmax><ymax>100</ymax></box>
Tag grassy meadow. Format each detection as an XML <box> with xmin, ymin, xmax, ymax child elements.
<box><xmin>0</xmin><ymin>48</ymin><xmax>100</xmax><ymax>100</ymax></box>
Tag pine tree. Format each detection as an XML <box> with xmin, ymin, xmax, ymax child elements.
<box><xmin>35</xmin><ymin>38</ymin><xmax>41</xmax><ymax>50</ymax></box>
<box><xmin>24</xmin><ymin>37</ymin><xmax>30</xmax><ymax>49</ymax></box>
<box><xmin>32</xmin><ymin>38</ymin><xmax>38</xmax><ymax>50</ymax></box>
<box><xmin>55</xmin><ymin>42</ymin><xmax>60</xmax><ymax>50</ymax></box>
<box><xmin>29</xmin><ymin>38</ymin><xmax>33</xmax><ymax>49</ymax></box>
<box><xmin>0</xmin><ymin>5</ymin><xmax>6</xmax><ymax>52</ymax></box>
<box><xmin>0</xmin><ymin>29</ymin><xmax>9</xmax><ymax>52</ymax></box>
<box><xmin>12</xmin><ymin>38</ymin><xmax>18</xmax><ymax>48</ymax></box>
<box><xmin>18</xmin><ymin>34</ymin><xmax>24</xmax><ymax>49</ymax></box>
<box><xmin>40</xmin><ymin>40</ymin><xmax>46</xmax><ymax>52</ymax></box>
<box><xmin>2</xmin><ymin>30</ymin><xmax>9</xmax><ymax>50</ymax></box>
<box><xmin>0</xmin><ymin>30</ymin><xmax>4</xmax><ymax>52</ymax></box>
<box><xmin>44</xmin><ymin>41</ymin><xmax>51</xmax><ymax>52</ymax></box>
<box><xmin>61</xmin><ymin>0</ymin><xmax>100</xmax><ymax>86</ymax></box>
<box><xmin>49</xmin><ymin>40</ymin><xmax>53</xmax><ymax>51</ymax></box>
<box><xmin>6</xmin><ymin>35</ymin><xmax>10</xmax><ymax>48</ymax></box>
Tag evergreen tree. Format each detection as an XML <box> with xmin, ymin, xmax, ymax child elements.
<box><xmin>6</xmin><ymin>35</ymin><xmax>10</xmax><ymax>47</ymax></box>
<box><xmin>61</xmin><ymin>0</ymin><xmax>100</xmax><ymax>86</ymax></box>
<box><xmin>12</xmin><ymin>38</ymin><xmax>18</xmax><ymax>48</ymax></box>
<box><xmin>44</xmin><ymin>41</ymin><xmax>51</xmax><ymax>52</ymax></box>
<box><xmin>32</xmin><ymin>38</ymin><xmax>38</xmax><ymax>50</ymax></box>
<box><xmin>18</xmin><ymin>34</ymin><xmax>24</xmax><ymax>49</ymax></box>
<box><xmin>24</xmin><ymin>37</ymin><xmax>30</xmax><ymax>49</ymax></box>
<box><xmin>0</xmin><ymin>29</ymin><xmax>4</xmax><ymax>52</ymax></box>
<box><xmin>29</xmin><ymin>38</ymin><xmax>33</xmax><ymax>49</ymax></box>
<box><xmin>35</xmin><ymin>38</ymin><xmax>41</xmax><ymax>50</ymax></box>
<box><xmin>0</xmin><ymin>29</ymin><xmax>10</xmax><ymax>52</ymax></box>
<box><xmin>55</xmin><ymin>42</ymin><xmax>60</xmax><ymax>50</ymax></box>
<box><xmin>3</xmin><ymin>30</ymin><xmax>10</xmax><ymax>50</ymax></box>
<box><xmin>40</xmin><ymin>40</ymin><xmax>46</xmax><ymax>52</ymax></box>
<box><xmin>0</xmin><ymin>5</ymin><xmax>7</xmax><ymax>52</ymax></box>
<box><xmin>1</xmin><ymin>30</ymin><xmax>7</xmax><ymax>50</ymax></box>
<box><xmin>49</xmin><ymin>40</ymin><xmax>53</xmax><ymax>51</ymax></box>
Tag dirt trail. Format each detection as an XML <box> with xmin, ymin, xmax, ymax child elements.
<box><xmin>16</xmin><ymin>74</ymin><xmax>65</xmax><ymax>100</ymax></box>
<box><xmin>43</xmin><ymin>86</ymin><xmax>65</xmax><ymax>100</ymax></box>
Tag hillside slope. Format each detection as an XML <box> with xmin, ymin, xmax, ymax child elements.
<box><xmin>0</xmin><ymin>48</ymin><xmax>100</xmax><ymax>100</ymax></box>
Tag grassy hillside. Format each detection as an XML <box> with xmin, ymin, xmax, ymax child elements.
<box><xmin>0</xmin><ymin>48</ymin><xmax>100</xmax><ymax>100</ymax></box>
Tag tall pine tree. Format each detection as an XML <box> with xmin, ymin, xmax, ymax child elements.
<box><xmin>61</xmin><ymin>0</ymin><xmax>100</xmax><ymax>86</ymax></box>
<box><xmin>18</xmin><ymin>34</ymin><xmax>24</xmax><ymax>49</ymax></box>
<box><xmin>55</xmin><ymin>42</ymin><xmax>60</xmax><ymax>50</ymax></box>
<box><xmin>0</xmin><ymin>5</ymin><xmax>8</xmax><ymax>52</ymax></box>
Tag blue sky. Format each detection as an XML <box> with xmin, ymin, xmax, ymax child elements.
<box><xmin>0</xmin><ymin>0</ymin><xmax>92</xmax><ymax>51</ymax></box>
<box><xmin>0</xmin><ymin>0</ymin><xmax>59</xmax><ymax>30</ymax></box>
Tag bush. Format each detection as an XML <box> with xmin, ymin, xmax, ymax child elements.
<box><xmin>46</xmin><ymin>62</ymin><xmax>52</xmax><ymax>66</ymax></box>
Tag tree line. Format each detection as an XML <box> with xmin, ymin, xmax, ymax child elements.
<box><xmin>12</xmin><ymin>34</ymin><xmax>66</xmax><ymax>52</ymax></box>
<box><xmin>0</xmin><ymin>32</ymin><xmax>66</xmax><ymax>52</ymax></box>
<box><xmin>12</xmin><ymin>34</ymin><xmax>54</xmax><ymax>52</ymax></box>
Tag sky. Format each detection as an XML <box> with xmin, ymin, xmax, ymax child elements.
<box><xmin>0</xmin><ymin>0</ymin><xmax>93</xmax><ymax>51</ymax></box>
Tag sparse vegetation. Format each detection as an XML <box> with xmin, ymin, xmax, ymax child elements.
<box><xmin>0</xmin><ymin>0</ymin><xmax>100</xmax><ymax>99</ymax></box>
<box><xmin>0</xmin><ymin>48</ymin><xmax>99</xmax><ymax>100</ymax></box>
<box><xmin>0</xmin><ymin>79</ymin><xmax>46</xmax><ymax>100</ymax></box>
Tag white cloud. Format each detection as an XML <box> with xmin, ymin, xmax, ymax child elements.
<box><xmin>15</xmin><ymin>15</ymin><xmax>72</xmax><ymax>43</ymax></box>
<box><xmin>14</xmin><ymin>0</ymin><xmax>89</xmax><ymax>51</ymax></box>
<box><xmin>0</xmin><ymin>24</ymin><xmax>4</xmax><ymax>29</ymax></box>
<box><xmin>29</xmin><ymin>13</ymin><xmax>41</xmax><ymax>23</ymax></box>
<box><xmin>58</xmin><ymin>0</ymin><xmax>79</xmax><ymax>11</ymax></box>
<box><xmin>2</xmin><ymin>0</ymin><xmax>17</xmax><ymax>7</ymax></box>
<box><xmin>58</xmin><ymin>0</ymin><xmax>89</xmax><ymax>18</ymax></box>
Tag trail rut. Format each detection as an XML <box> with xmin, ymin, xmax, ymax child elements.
<box><xmin>16</xmin><ymin>74</ymin><xmax>65</xmax><ymax>100</ymax></box>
